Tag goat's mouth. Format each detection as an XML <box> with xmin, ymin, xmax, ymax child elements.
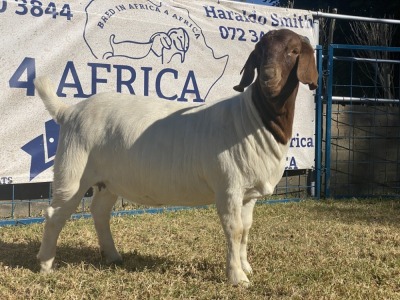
<box><xmin>260</xmin><ymin>67</ymin><xmax>282</xmax><ymax>97</ymax></box>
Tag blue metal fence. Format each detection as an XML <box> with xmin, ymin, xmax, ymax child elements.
<box><xmin>323</xmin><ymin>44</ymin><xmax>400</xmax><ymax>198</ymax></box>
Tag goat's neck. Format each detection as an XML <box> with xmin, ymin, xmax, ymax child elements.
<box><xmin>251</xmin><ymin>78</ymin><xmax>299</xmax><ymax>145</ymax></box>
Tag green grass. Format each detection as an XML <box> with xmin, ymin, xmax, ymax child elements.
<box><xmin>1</xmin><ymin>199</ymin><xmax>400</xmax><ymax>299</ymax></box>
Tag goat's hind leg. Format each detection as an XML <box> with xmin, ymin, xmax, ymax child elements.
<box><xmin>90</xmin><ymin>185</ymin><xmax>121</xmax><ymax>265</ymax></box>
<box><xmin>37</xmin><ymin>183</ymin><xmax>89</xmax><ymax>273</ymax></box>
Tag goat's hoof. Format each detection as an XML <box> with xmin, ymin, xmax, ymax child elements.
<box><xmin>39</xmin><ymin>261</ymin><xmax>54</xmax><ymax>274</ymax></box>
<box><xmin>232</xmin><ymin>278</ymin><xmax>251</xmax><ymax>288</ymax></box>
<box><xmin>106</xmin><ymin>255</ymin><xmax>123</xmax><ymax>266</ymax></box>
<box><xmin>109</xmin><ymin>258</ymin><xmax>123</xmax><ymax>266</ymax></box>
<box><xmin>241</xmin><ymin>261</ymin><xmax>253</xmax><ymax>275</ymax></box>
<box><xmin>37</xmin><ymin>254</ymin><xmax>55</xmax><ymax>274</ymax></box>
<box><xmin>40</xmin><ymin>268</ymin><xmax>54</xmax><ymax>274</ymax></box>
<box><xmin>229</xmin><ymin>269</ymin><xmax>250</xmax><ymax>287</ymax></box>
<box><xmin>240</xmin><ymin>280</ymin><xmax>251</xmax><ymax>288</ymax></box>
<box><xmin>101</xmin><ymin>250</ymin><xmax>123</xmax><ymax>265</ymax></box>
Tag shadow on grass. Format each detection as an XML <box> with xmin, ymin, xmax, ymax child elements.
<box><xmin>0</xmin><ymin>239</ymin><xmax>42</xmax><ymax>271</ymax></box>
<box><xmin>304</xmin><ymin>199</ymin><xmax>400</xmax><ymax>226</ymax></box>
<box><xmin>0</xmin><ymin>239</ymin><xmax>174</xmax><ymax>272</ymax></box>
<box><xmin>0</xmin><ymin>239</ymin><xmax>223</xmax><ymax>282</ymax></box>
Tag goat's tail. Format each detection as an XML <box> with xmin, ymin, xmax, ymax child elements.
<box><xmin>34</xmin><ymin>76</ymin><xmax>68</xmax><ymax>124</ymax></box>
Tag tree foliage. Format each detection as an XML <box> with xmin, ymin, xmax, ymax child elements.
<box><xmin>279</xmin><ymin>0</ymin><xmax>400</xmax><ymax>19</ymax></box>
<box><xmin>278</xmin><ymin>0</ymin><xmax>400</xmax><ymax>47</ymax></box>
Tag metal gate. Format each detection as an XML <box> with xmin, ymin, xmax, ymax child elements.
<box><xmin>321</xmin><ymin>44</ymin><xmax>400</xmax><ymax>198</ymax></box>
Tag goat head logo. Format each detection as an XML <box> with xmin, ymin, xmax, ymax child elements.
<box><xmin>83</xmin><ymin>0</ymin><xmax>229</xmax><ymax>102</ymax></box>
<box><xmin>103</xmin><ymin>28</ymin><xmax>190</xmax><ymax>64</ymax></box>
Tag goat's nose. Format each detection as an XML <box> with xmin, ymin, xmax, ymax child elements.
<box><xmin>264</xmin><ymin>67</ymin><xmax>276</xmax><ymax>79</ymax></box>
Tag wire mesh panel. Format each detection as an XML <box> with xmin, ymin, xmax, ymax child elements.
<box><xmin>324</xmin><ymin>44</ymin><xmax>400</xmax><ymax>197</ymax></box>
<box><xmin>0</xmin><ymin>183</ymin><xmax>91</xmax><ymax>225</ymax></box>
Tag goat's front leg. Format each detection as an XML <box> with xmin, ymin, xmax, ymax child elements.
<box><xmin>216</xmin><ymin>193</ymin><xmax>250</xmax><ymax>286</ymax></box>
<box><xmin>240</xmin><ymin>199</ymin><xmax>256</xmax><ymax>275</ymax></box>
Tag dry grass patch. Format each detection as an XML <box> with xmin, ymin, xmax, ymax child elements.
<box><xmin>0</xmin><ymin>199</ymin><xmax>400</xmax><ymax>299</ymax></box>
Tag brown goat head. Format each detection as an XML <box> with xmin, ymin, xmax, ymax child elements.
<box><xmin>233</xmin><ymin>29</ymin><xmax>318</xmax><ymax>95</ymax></box>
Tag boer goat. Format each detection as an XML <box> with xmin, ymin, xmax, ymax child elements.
<box><xmin>35</xmin><ymin>28</ymin><xmax>318</xmax><ymax>286</ymax></box>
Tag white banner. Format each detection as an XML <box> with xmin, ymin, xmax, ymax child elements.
<box><xmin>0</xmin><ymin>0</ymin><xmax>318</xmax><ymax>184</ymax></box>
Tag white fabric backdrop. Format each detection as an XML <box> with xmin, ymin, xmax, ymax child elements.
<box><xmin>0</xmin><ymin>0</ymin><xmax>318</xmax><ymax>184</ymax></box>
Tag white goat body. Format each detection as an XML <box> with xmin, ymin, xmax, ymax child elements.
<box><xmin>35</xmin><ymin>29</ymin><xmax>318</xmax><ymax>286</ymax></box>
<box><xmin>36</xmin><ymin>82</ymin><xmax>286</xmax><ymax>206</ymax></box>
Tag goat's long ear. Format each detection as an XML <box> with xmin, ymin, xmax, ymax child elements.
<box><xmin>233</xmin><ymin>50</ymin><xmax>258</xmax><ymax>92</ymax></box>
<box><xmin>297</xmin><ymin>39</ymin><xmax>318</xmax><ymax>90</ymax></box>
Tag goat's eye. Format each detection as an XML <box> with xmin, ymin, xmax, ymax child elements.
<box><xmin>291</xmin><ymin>48</ymin><xmax>299</xmax><ymax>55</ymax></box>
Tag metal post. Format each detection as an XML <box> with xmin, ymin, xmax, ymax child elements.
<box><xmin>324</xmin><ymin>45</ymin><xmax>335</xmax><ymax>197</ymax></box>
<box><xmin>11</xmin><ymin>184</ymin><xmax>15</xmax><ymax>219</ymax></box>
<box><xmin>314</xmin><ymin>45</ymin><xmax>323</xmax><ymax>199</ymax></box>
